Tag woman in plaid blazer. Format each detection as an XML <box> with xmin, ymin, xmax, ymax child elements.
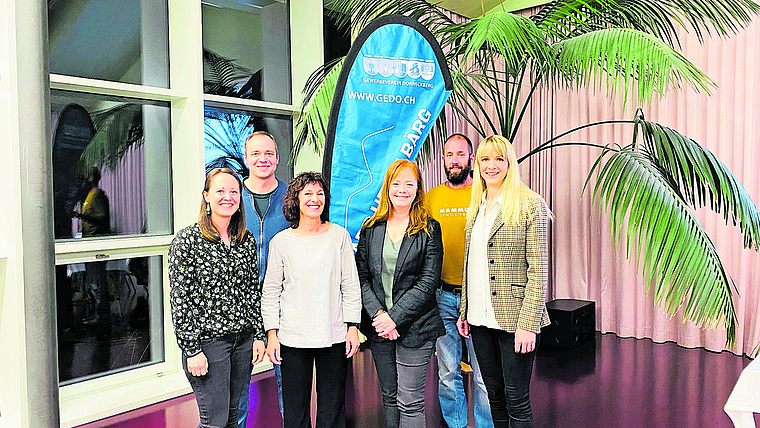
<box><xmin>456</xmin><ymin>135</ymin><xmax>551</xmax><ymax>428</ymax></box>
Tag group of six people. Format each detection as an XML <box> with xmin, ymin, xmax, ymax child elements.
<box><xmin>168</xmin><ymin>131</ymin><xmax>551</xmax><ymax>428</ymax></box>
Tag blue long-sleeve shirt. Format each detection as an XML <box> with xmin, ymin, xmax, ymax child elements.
<box><xmin>242</xmin><ymin>180</ymin><xmax>290</xmax><ymax>284</ymax></box>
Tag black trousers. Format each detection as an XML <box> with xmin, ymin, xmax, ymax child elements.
<box><xmin>470</xmin><ymin>326</ymin><xmax>540</xmax><ymax>428</ymax></box>
<box><xmin>280</xmin><ymin>343</ymin><xmax>348</xmax><ymax>428</ymax></box>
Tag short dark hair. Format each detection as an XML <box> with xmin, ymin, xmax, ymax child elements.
<box><xmin>90</xmin><ymin>167</ymin><xmax>102</xmax><ymax>185</ymax></box>
<box><xmin>282</xmin><ymin>172</ymin><xmax>330</xmax><ymax>228</ymax></box>
<box><xmin>446</xmin><ymin>133</ymin><xmax>473</xmax><ymax>154</ymax></box>
<box><xmin>198</xmin><ymin>168</ymin><xmax>247</xmax><ymax>243</ymax></box>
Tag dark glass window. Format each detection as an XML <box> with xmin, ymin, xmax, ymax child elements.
<box><xmin>48</xmin><ymin>0</ymin><xmax>169</xmax><ymax>87</ymax></box>
<box><xmin>51</xmin><ymin>90</ymin><xmax>173</xmax><ymax>240</ymax></box>
<box><xmin>57</xmin><ymin>256</ymin><xmax>165</xmax><ymax>384</ymax></box>
<box><xmin>204</xmin><ymin>105</ymin><xmax>293</xmax><ymax>181</ymax></box>
<box><xmin>202</xmin><ymin>0</ymin><xmax>292</xmax><ymax>104</ymax></box>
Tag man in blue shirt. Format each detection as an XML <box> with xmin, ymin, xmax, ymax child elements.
<box><xmin>237</xmin><ymin>131</ymin><xmax>289</xmax><ymax>427</ymax></box>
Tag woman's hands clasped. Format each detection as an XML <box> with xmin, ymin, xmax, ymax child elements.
<box><xmin>373</xmin><ymin>310</ymin><xmax>399</xmax><ymax>340</ymax></box>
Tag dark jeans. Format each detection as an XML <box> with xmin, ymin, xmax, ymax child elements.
<box><xmin>183</xmin><ymin>330</ymin><xmax>254</xmax><ymax>428</ymax></box>
<box><xmin>238</xmin><ymin>353</ymin><xmax>283</xmax><ymax>428</ymax></box>
<box><xmin>369</xmin><ymin>339</ymin><xmax>436</xmax><ymax>428</ymax></box>
<box><xmin>280</xmin><ymin>343</ymin><xmax>348</xmax><ymax>428</ymax></box>
<box><xmin>470</xmin><ymin>326</ymin><xmax>540</xmax><ymax>428</ymax></box>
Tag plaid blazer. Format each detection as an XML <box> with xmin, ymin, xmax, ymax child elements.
<box><xmin>460</xmin><ymin>195</ymin><xmax>551</xmax><ymax>334</ymax></box>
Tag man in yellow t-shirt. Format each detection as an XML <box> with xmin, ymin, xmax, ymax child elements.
<box><xmin>74</xmin><ymin>167</ymin><xmax>111</xmax><ymax>325</ymax></box>
<box><xmin>427</xmin><ymin>134</ymin><xmax>493</xmax><ymax>428</ymax></box>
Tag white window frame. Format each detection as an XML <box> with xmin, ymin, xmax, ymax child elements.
<box><xmin>51</xmin><ymin>0</ymin><xmax>324</xmax><ymax>426</ymax></box>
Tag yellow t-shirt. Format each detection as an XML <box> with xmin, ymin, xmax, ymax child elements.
<box><xmin>426</xmin><ymin>183</ymin><xmax>471</xmax><ymax>286</ymax></box>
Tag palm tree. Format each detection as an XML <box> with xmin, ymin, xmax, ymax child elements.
<box><xmin>77</xmin><ymin>49</ymin><xmax>262</xmax><ymax>178</ymax></box>
<box><xmin>204</xmin><ymin>108</ymin><xmax>258</xmax><ymax>176</ymax></box>
<box><xmin>293</xmin><ymin>0</ymin><xmax>760</xmax><ymax>344</ymax></box>
<box><xmin>76</xmin><ymin>103</ymin><xmax>143</xmax><ymax>177</ymax></box>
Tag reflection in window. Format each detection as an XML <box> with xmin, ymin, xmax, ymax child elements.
<box><xmin>57</xmin><ymin>256</ymin><xmax>165</xmax><ymax>384</ymax></box>
<box><xmin>48</xmin><ymin>0</ymin><xmax>169</xmax><ymax>87</ymax></box>
<box><xmin>204</xmin><ymin>105</ymin><xmax>294</xmax><ymax>182</ymax></box>
<box><xmin>51</xmin><ymin>90</ymin><xmax>173</xmax><ymax>239</ymax></box>
<box><xmin>202</xmin><ymin>0</ymin><xmax>291</xmax><ymax>104</ymax></box>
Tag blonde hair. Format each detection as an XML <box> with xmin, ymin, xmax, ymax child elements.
<box><xmin>466</xmin><ymin>135</ymin><xmax>550</xmax><ymax>225</ymax></box>
<box><xmin>363</xmin><ymin>160</ymin><xmax>429</xmax><ymax>236</ymax></box>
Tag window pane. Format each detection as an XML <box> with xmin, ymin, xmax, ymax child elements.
<box><xmin>51</xmin><ymin>90</ymin><xmax>173</xmax><ymax>240</ymax></box>
<box><xmin>204</xmin><ymin>105</ymin><xmax>293</xmax><ymax>182</ymax></box>
<box><xmin>48</xmin><ymin>0</ymin><xmax>169</xmax><ymax>87</ymax></box>
<box><xmin>57</xmin><ymin>256</ymin><xmax>165</xmax><ymax>384</ymax></box>
<box><xmin>202</xmin><ymin>0</ymin><xmax>291</xmax><ymax>104</ymax></box>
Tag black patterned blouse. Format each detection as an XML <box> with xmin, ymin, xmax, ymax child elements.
<box><xmin>168</xmin><ymin>224</ymin><xmax>265</xmax><ymax>357</ymax></box>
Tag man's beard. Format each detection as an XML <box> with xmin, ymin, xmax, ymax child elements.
<box><xmin>445</xmin><ymin>163</ymin><xmax>471</xmax><ymax>185</ymax></box>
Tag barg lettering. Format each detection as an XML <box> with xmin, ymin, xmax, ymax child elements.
<box><xmin>400</xmin><ymin>109</ymin><xmax>432</xmax><ymax>157</ymax></box>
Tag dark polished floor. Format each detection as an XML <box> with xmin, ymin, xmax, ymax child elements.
<box><xmin>77</xmin><ymin>333</ymin><xmax>758</xmax><ymax>428</ymax></box>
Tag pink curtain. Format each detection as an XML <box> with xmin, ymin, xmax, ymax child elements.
<box><xmin>101</xmin><ymin>143</ymin><xmax>146</xmax><ymax>235</ymax></box>
<box><xmin>542</xmin><ymin>23</ymin><xmax>760</xmax><ymax>355</ymax></box>
<box><xmin>421</xmin><ymin>10</ymin><xmax>760</xmax><ymax>356</ymax></box>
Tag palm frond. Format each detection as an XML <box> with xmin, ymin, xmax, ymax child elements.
<box><xmin>452</xmin><ymin>12</ymin><xmax>550</xmax><ymax>75</ymax></box>
<box><xmin>77</xmin><ymin>103</ymin><xmax>143</xmax><ymax>176</ymax></box>
<box><xmin>204</xmin><ymin>112</ymin><xmax>253</xmax><ymax>177</ymax></box>
<box><xmin>532</xmin><ymin>0</ymin><xmax>760</xmax><ymax>46</ymax></box>
<box><xmin>205</xmin><ymin>156</ymin><xmax>246</xmax><ymax>176</ymax></box>
<box><xmin>590</xmin><ymin>148</ymin><xmax>737</xmax><ymax>343</ymax></box>
<box><xmin>550</xmin><ymin>28</ymin><xmax>715</xmax><ymax>106</ymax></box>
<box><xmin>292</xmin><ymin>58</ymin><xmax>344</xmax><ymax>161</ymax></box>
<box><xmin>325</xmin><ymin>0</ymin><xmax>456</xmax><ymax>38</ymax></box>
<box><xmin>594</xmin><ymin>0</ymin><xmax>682</xmax><ymax>46</ymax></box>
<box><xmin>203</xmin><ymin>49</ymin><xmax>260</xmax><ymax>99</ymax></box>
<box><xmin>638</xmin><ymin>118</ymin><xmax>760</xmax><ymax>251</ymax></box>
<box><xmin>447</xmin><ymin>70</ymin><xmax>497</xmax><ymax>137</ymax></box>
<box><xmin>531</xmin><ymin>0</ymin><xmax>611</xmax><ymax>41</ymax></box>
<box><xmin>658</xmin><ymin>0</ymin><xmax>760</xmax><ymax>42</ymax></box>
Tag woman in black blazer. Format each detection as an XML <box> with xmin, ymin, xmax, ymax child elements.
<box><xmin>355</xmin><ymin>159</ymin><xmax>444</xmax><ymax>428</ymax></box>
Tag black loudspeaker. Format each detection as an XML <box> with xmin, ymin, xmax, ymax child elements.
<box><xmin>542</xmin><ymin>299</ymin><xmax>595</xmax><ymax>348</ymax></box>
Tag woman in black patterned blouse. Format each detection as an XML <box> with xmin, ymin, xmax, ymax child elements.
<box><xmin>169</xmin><ymin>168</ymin><xmax>266</xmax><ymax>428</ymax></box>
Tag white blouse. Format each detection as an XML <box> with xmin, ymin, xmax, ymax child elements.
<box><xmin>261</xmin><ymin>224</ymin><xmax>362</xmax><ymax>348</ymax></box>
<box><xmin>466</xmin><ymin>195</ymin><xmax>503</xmax><ymax>330</ymax></box>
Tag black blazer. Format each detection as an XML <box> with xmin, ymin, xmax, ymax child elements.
<box><xmin>355</xmin><ymin>218</ymin><xmax>445</xmax><ymax>348</ymax></box>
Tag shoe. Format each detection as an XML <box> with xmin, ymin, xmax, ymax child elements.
<box><xmin>82</xmin><ymin>315</ymin><xmax>102</xmax><ymax>325</ymax></box>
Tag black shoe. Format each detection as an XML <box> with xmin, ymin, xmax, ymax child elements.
<box><xmin>82</xmin><ymin>315</ymin><xmax>102</xmax><ymax>325</ymax></box>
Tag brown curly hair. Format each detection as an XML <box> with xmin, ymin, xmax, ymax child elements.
<box><xmin>282</xmin><ymin>172</ymin><xmax>330</xmax><ymax>228</ymax></box>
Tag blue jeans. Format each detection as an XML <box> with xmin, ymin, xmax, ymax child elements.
<box><xmin>369</xmin><ymin>339</ymin><xmax>435</xmax><ymax>428</ymax></box>
<box><xmin>470</xmin><ymin>326</ymin><xmax>539</xmax><ymax>428</ymax></box>
<box><xmin>183</xmin><ymin>330</ymin><xmax>253</xmax><ymax>428</ymax></box>
<box><xmin>436</xmin><ymin>289</ymin><xmax>494</xmax><ymax>428</ymax></box>
<box><xmin>237</xmin><ymin>363</ymin><xmax>283</xmax><ymax>428</ymax></box>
